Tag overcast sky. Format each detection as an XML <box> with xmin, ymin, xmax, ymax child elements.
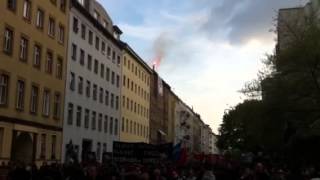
<box><xmin>99</xmin><ymin>0</ymin><xmax>307</xmax><ymax>133</ymax></box>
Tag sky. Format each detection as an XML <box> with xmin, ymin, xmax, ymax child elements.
<box><xmin>98</xmin><ymin>0</ymin><xmax>307</xmax><ymax>133</ymax></box>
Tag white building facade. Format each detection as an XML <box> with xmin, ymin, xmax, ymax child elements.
<box><xmin>62</xmin><ymin>0</ymin><xmax>122</xmax><ymax>162</ymax></box>
<box><xmin>174</xmin><ymin>101</ymin><xmax>193</xmax><ymax>151</ymax></box>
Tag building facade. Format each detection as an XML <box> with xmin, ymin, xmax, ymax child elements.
<box><xmin>0</xmin><ymin>0</ymin><xmax>68</xmax><ymax>164</ymax></box>
<box><xmin>167</xmin><ymin>90</ymin><xmax>178</xmax><ymax>144</ymax></box>
<box><xmin>174</xmin><ymin>100</ymin><xmax>194</xmax><ymax>151</ymax></box>
<box><xmin>120</xmin><ymin>43</ymin><xmax>152</xmax><ymax>143</ymax></box>
<box><xmin>150</xmin><ymin>71</ymin><xmax>170</xmax><ymax>144</ymax></box>
<box><xmin>62</xmin><ymin>0</ymin><xmax>122</xmax><ymax>162</ymax></box>
<box><xmin>192</xmin><ymin>114</ymin><xmax>202</xmax><ymax>153</ymax></box>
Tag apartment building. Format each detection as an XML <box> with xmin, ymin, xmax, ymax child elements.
<box><xmin>120</xmin><ymin>43</ymin><xmax>152</xmax><ymax>143</ymax></box>
<box><xmin>0</xmin><ymin>0</ymin><xmax>68</xmax><ymax>164</ymax></box>
<box><xmin>62</xmin><ymin>0</ymin><xmax>122</xmax><ymax>163</ymax></box>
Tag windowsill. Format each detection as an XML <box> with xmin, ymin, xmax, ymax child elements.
<box><xmin>23</xmin><ymin>17</ymin><xmax>32</xmax><ymax>24</ymax></box>
<box><xmin>30</xmin><ymin>111</ymin><xmax>38</xmax><ymax>116</ymax></box>
<box><xmin>48</xmin><ymin>34</ymin><xmax>55</xmax><ymax>39</ymax></box>
<box><xmin>16</xmin><ymin>107</ymin><xmax>24</xmax><ymax>112</ymax></box>
<box><xmin>19</xmin><ymin>58</ymin><xmax>28</xmax><ymax>64</ymax></box>
<box><xmin>0</xmin><ymin>104</ymin><xmax>8</xmax><ymax>108</ymax></box>
<box><xmin>7</xmin><ymin>8</ymin><xmax>16</xmax><ymax>13</ymax></box>
<box><xmin>33</xmin><ymin>65</ymin><xmax>41</xmax><ymax>70</ymax></box>
<box><xmin>42</xmin><ymin>114</ymin><xmax>50</xmax><ymax>118</ymax></box>
<box><xmin>3</xmin><ymin>50</ymin><xmax>13</xmax><ymax>56</ymax></box>
<box><xmin>58</xmin><ymin>41</ymin><xmax>64</xmax><ymax>46</ymax></box>
<box><xmin>36</xmin><ymin>26</ymin><xmax>44</xmax><ymax>32</ymax></box>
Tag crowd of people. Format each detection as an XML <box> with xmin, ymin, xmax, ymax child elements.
<box><xmin>1</xmin><ymin>158</ymin><xmax>320</xmax><ymax>180</ymax></box>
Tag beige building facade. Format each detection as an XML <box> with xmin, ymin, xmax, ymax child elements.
<box><xmin>120</xmin><ymin>43</ymin><xmax>152</xmax><ymax>143</ymax></box>
<box><xmin>0</xmin><ymin>0</ymin><xmax>68</xmax><ymax>164</ymax></box>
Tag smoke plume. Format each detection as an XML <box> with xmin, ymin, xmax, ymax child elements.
<box><xmin>152</xmin><ymin>32</ymin><xmax>172</xmax><ymax>70</ymax></box>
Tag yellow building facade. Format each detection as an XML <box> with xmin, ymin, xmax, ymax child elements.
<box><xmin>0</xmin><ymin>0</ymin><xmax>68</xmax><ymax>164</ymax></box>
<box><xmin>120</xmin><ymin>44</ymin><xmax>152</xmax><ymax>143</ymax></box>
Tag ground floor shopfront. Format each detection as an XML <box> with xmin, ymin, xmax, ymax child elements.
<box><xmin>0</xmin><ymin>116</ymin><xmax>62</xmax><ymax>166</ymax></box>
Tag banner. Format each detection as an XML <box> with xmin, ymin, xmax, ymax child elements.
<box><xmin>112</xmin><ymin>142</ymin><xmax>172</xmax><ymax>164</ymax></box>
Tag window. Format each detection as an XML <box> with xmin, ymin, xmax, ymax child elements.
<box><xmin>40</xmin><ymin>134</ymin><xmax>46</xmax><ymax>159</ymax></box>
<box><xmin>93</xmin><ymin>10</ymin><xmax>100</xmax><ymax>20</ymax></box>
<box><xmin>107</xmin><ymin>46</ymin><xmax>111</xmax><ymax>58</ymax></box>
<box><xmin>60</xmin><ymin>0</ymin><xmax>66</xmax><ymax>12</ymax></box>
<box><xmin>42</xmin><ymin>89</ymin><xmax>50</xmax><ymax>116</ymax></box>
<box><xmin>53</xmin><ymin>93</ymin><xmax>61</xmax><ymax>119</ymax></box>
<box><xmin>99</xmin><ymin>87</ymin><xmax>103</xmax><ymax>103</ymax></box>
<box><xmin>126</xmin><ymin>98</ymin><xmax>129</xmax><ymax>109</ymax></box>
<box><xmin>103</xmin><ymin>20</ymin><xmax>108</xmax><ymax>28</ymax></box>
<box><xmin>115</xmin><ymin>119</ymin><xmax>118</xmax><ymax>135</ymax></box>
<box><xmin>109</xmin><ymin>117</ymin><xmax>113</xmax><ymax>135</ymax></box>
<box><xmin>100</xmin><ymin>64</ymin><xmax>105</xmax><ymax>78</ymax></box>
<box><xmin>56</xmin><ymin>58</ymin><xmax>63</xmax><ymax>79</ymax></box>
<box><xmin>33</xmin><ymin>44</ymin><xmax>41</xmax><ymax>68</ymax></box>
<box><xmin>112</xmin><ymin>51</ymin><xmax>115</xmax><ymax>62</ymax></box>
<box><xmin>80</xmin><ymin>49</ymin><xmax>85</xmax><ymax>65</ymax></box>
<box><xmin>71</xmin><ymin>43</ymin><xmax>77</xmax><ymax>60</ymax></box>
<box><xmin>16</xmin><ymin>80</ymin><xmax>25</xmax><ymax>110</ymax></box>
<box><xmin>7</xmin><ymin>0</ymin><xmax>17</xmax><ymax>11</ymax></box>
<box><xmin>126</xmin><ymin>119</ymin><xmax>129</xmax><ymax>133</ymax></box>
<box><xmin>123</xmin><ymin>76</ymin><xmax>126</xmax><ymax>87</ymax></box>
<box><xmin>98</xmin><ymin>113</ymin><xmax>102</xmax><ymax>132</ymax></box>
<box><xmin>101</xmin><ymin>41</ymin><xmax>106</xmax><ymax>54</ymax></box>
<box><xmin>51</xmin><ymin>135</ymin><xmax>57</xmax><ymax>159</ymax></box>
<box><xmin>58</xmin><ymin>25</ymin><xmax>65</xmax><ymax>43</ymax></box>
<box><xmin>116</xmin><ymin>75</ymin><xmax>120</xmax><ymax>88</ymax></box>
<box><xmin>23</xmin><ymin>0</ymin><xmax>31</xmax><ymax>21</ymax></box>
<box><xmin>87</xmin><ymin>54</ymin><xmax>92</xmax><ymax>70</ymax></box>
<box><xmin>48</xmin><ymin>17</ymin><xmax>55</xmax><ymax>37</ymax></box>
<box><xmin>88</xmin><ymin>30</ymin><xmax>93</xmax><ymax>45</ymax></box>
<box><xmin>130</xmin><ymin>121</ymin><xmax>132</xmax><ymax>134</ymax></box>
<box><xmin>122</xmin><ymin>96</ymin><xmax>125</xmax><ymax>107</ymax></box>
<box><xmin>122</xmin><ymin>118</ymin><xmax>125</xmax><ymax>132</ymax></box>
<box><xmin>84</xmin><ymin>109</ymin><xmax>89</xmax><ymax>129</ymax></box>
<box><xmin>96</xmin><ymin>142</ymin><xmax>101</xmax><ymax>161</ymax></box>
<box><xmin>117</xmin><ymin>56</ymin><xmax>121</xmax><ymax>66</ymax></box>
<box><xmin>46</xmin><ymin>51</ymin><xmax>53</xmax><ymax>74</ymax></box>
<box><xmin>70</xmin><ymin>72</ymin><xmax>75</xmax><ymax>91</ymax></box>
<box><xmin>0</xmin><ymin>75</ymin><xmax>9</xmax><ymax>106</ymax></box>
<box><xmin>19</xmin><ymin>36</ymin><xmax>28</xmax><ymax>61</ymax></box>
<box><xmin>105</xmin><ymin>90</ymin><xmax>109</xmax><ymax>106</ymax></box>
<box><xmin>86</xmin><ymin>80</ymin><xmax>91</xmax><ymax>97</ymax></box>
<box><xmin>134</xmin><ymin>122</ymin><xmax>136</xmax><ymax>135</ymax></box>
<box><xmin>73</xmin><ymin>17</ymin><xmax>79</xmax><ymax>33</ymax></box>
<box><xmin>76</xmin><ymin>106</ymin><xmax>82</xmax><ymax>127</ymax></box>
<box><xmin>95</xmin><ymin>36</ymin><xmax>100</xmax><ymax>50</ymax></box>
<box><xmin>111</xmin><ymin>72</ymin><xmax>115</xmax><ymax>85</ymax></box>
<box><xmin>104</xmin><ymin>115</ymin><xmax>108</xmax><ymax>133</ymax></box>
<box><xmin>81</xmin><ymin>24</ymin><xmax>86</xmax><ymax>39</ymax></box>
<box><xmin>36</xmin><ymin>9</ymin><xmax>44</xmax><ymax>29</ymax></box>
<box><xmin>106</xmin><ymin>68</ymin><xmax>110</xmax><ymax>81</ymax></box>
<box><xmin>115</xmin><ymin>96</ymin><xmax>119</xmax><ymax>110</ymax></box>
<box><xmin>3</xmin><ymin>27</ymin><xmax>14</xmax><ymax>54</ymax></box>
<box><xmin>94</xmin><ymin>60</ymin><xmax>98</xmax><ymax>74</ymax></box>
<box><xmin>91</xmin><ymin>111</ymin><xmax>96</xmax><ymax>130</ymax></box>
<box><xmin>103</xmin><ymin>143</ymin><xmax>107</xmax><ymax>153</ymax></box>
<box><xmin>93</xmin><ymin>84</ymin><xmax>97</xmax><ymax>101</ymax></box>
<box><xmin>67</xmin><ymin>103</ymin><xmax>73</xmax><ymax>125</ymax></box>
<box><xmin>78</xmin><ymin>76</ymin><xmax>83</xmax><ymax>94</ymax></box>
<box><xmin>110</xmin><ymin>93</ymin><xmax>114</xmax><ymax>108</ymax></box>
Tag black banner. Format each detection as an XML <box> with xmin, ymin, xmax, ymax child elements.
<box><xmin>112</xmin><ymin>142</ymin><xmax>172</xmax><ymax>164</ymax></box>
